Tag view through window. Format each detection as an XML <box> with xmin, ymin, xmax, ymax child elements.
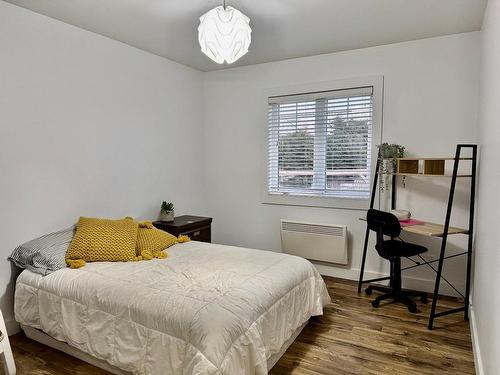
<box><xmin>267</xmin><ymin>86</ymin><xmax>373</xmax><ymax>199</ymax></box>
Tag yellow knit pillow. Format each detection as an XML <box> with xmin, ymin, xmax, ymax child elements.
<box><xmin>136</xmin><ymin>221</ymin><xmax>178</xmax><ymax>260</ymax></box>
<box><xmin>66</xmin><ymin>217</ymin><xmax>140</xmax><ymax>268</ymax></box>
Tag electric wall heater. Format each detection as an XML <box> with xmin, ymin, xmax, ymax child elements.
<box><xmin>280</xmin><ymin>219</ymin><xmax>348</xmax><ymax>265</ymax></box>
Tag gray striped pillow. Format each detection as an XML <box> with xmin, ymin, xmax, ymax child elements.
<box><xmin>8</xmin><ymin>226</ymin><xmax>75</xmax><ymax>275</ymax></box>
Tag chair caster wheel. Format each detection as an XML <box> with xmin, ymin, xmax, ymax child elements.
<box><xmin>420</xmin><ymin>295</ymin><xmax>428</xmax><ymax>304</ymax></box>
<box><xmin>409</xmin><ymin>304</ymin><xmax>418</xmax><ymax>313</ymax></box>
<box><xmin>365</xmin><ymin>287</ymin><xmax>373</xmax><ymax>296</ymax></box>
<box><xmin>371</xmin><ymin>300</ymin><xmax>380</xmax><ymax>308</ymax></box>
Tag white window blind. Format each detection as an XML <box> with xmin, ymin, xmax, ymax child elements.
<box><xmin>267</xmin><ymin>86</ymin><xmax>373</xmax><ymax>199</ymax></box>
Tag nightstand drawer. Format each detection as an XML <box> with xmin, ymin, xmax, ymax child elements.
<box><xmin>153</xmin><ymin>216</ymin><xmax>212</xmax><ymax>243</ymax></box>
<box><xmin>181</xmin><ymin>225</ymin><xmax>211</xmax><ymax>242</ymax></box>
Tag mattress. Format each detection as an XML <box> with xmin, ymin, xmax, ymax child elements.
<box><xmin>15</xmin><ymin>241</ymin><xmax>330</xmax><ymax>374</ymax></box>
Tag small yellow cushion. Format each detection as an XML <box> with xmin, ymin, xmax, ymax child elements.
<box><xmin>136</xmin><ymin>221</ymin><xmax>178</xmax><ymax>260</ymax></box>
<box><xmin>66</xmin><ymin>217</ymin><xmax>140</xmax><ymax>268</ymax></box>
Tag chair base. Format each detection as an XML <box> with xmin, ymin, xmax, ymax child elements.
<box><xmin>365</xmin><ymin>285</ymin><xmax>427</xmax><ymax>313</ymax></box>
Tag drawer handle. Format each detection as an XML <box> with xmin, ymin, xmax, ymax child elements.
<box><xmin>192</xmin><ymin>231</ymin><xmax>201</xmax><ymax>236</ymax></box>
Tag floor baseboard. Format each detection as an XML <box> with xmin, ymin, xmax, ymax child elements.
<box><xmin>313</xmin><ymin>263</ymin><xmax>462</xmax><ymax>297</ymax></box>
<box><xmin>469</xmin><ymin>307</ymin><xmax>484</xmax><ymax>375</ymax></box>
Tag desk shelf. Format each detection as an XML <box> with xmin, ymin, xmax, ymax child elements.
<box><xmin>358</xmin><ymin>218</ymin><xmax>468</xmax><ymax>237</ymax></box>
<box><xmin>401</xmin><ymin>222</ymin><xmax>468</xmax><ymax>237</ymax></box>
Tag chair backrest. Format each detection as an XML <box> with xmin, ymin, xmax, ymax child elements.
<box><xmin>366</xmin><ymin>209</ymin><xmax>401</xmax><ymax>239</ymax></box>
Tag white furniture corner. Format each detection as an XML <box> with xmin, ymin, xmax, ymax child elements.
<box><xmin>0</xmin><ymin>310</ymin><xmax>16</xmax><ymax>374</ymax></box>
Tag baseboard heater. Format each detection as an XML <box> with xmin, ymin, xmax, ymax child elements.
<box><xmin>280</xmin><ymin>219</ymin><xmax>348</xmax><ymax>265</ymax></box>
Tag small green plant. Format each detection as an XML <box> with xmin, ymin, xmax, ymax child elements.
<box><xmin>377</xmin><ymin>143</ymin><xmax>406</xmax><ymax>191</ymax></box>
<box><xmin>378</xmin><ymin>143</ymin><xmax>406</xmax><ymax>159</ymax></box>
<box><xmin>161</xmin><ymin>201</ymin><xmax>174</xmax><ymax>214</ymax></box>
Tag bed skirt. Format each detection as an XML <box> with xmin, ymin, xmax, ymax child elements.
<box><xmin>21</xmin><ymin>322</ymin><xmax>308</xmax><ymax>374</ymax></box>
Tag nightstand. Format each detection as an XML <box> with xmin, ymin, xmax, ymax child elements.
<box><xmin>153</xmin><ymin>215</ymin><xmax>212</xmax><ymax>243</ymax></box>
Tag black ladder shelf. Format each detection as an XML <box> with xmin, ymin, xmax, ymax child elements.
<box><xmin>357</xmin><ymin>144</ymin><xmax>477</xmax><ymax>330</ymax></box>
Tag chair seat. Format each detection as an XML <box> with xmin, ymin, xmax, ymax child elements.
<box><xmin>376</xmin><ymin>240</ymin><xmax>427</xmax><ymax>259</ymax></box>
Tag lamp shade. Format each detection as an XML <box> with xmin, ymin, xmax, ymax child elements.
<box><xmin>198</xmin><ymin>6</ymin><xmax>251</xmax><ymax>64</ymax></box>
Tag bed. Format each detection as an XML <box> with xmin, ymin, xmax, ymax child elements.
<box><xmin>14</xmin><ymin>240</ymin><xmax>330</xmax><ymax>374</ymax></box>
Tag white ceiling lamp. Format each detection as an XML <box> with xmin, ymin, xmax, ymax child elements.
<box><xmin>198</xmin><ymin>1</ymin><xmax>251</xmax><ymax>64</ymax></box>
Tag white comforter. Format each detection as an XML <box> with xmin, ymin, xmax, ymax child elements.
<box><xmin>15</xmin><ymin>241</ymin><xmax>330</xmax><ymax>374</ymax></box>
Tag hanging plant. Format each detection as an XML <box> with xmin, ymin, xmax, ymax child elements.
<box><xmin>377</xmin><ymin>143</ymin><xmax>406</xmax><ymax>192</ymax></box>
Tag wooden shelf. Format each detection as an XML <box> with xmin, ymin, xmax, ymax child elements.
<box><xmin>380</xmin><ymin>156</ymin><xmax>475</xmax><ymax>177</ymax></box>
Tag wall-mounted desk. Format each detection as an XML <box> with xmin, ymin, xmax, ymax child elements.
<box><xmin>357</xmin><ymin>144</ymin><xmax>477</xmax><ymax>330</ymax></box>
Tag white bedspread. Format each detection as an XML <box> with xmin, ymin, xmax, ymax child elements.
<box><xmin>15</xmin><ymin>241</ymin><xmax>330</xmax><ymax>374</ymax></box>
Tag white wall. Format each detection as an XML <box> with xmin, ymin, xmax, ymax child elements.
<box><xmin>0</xmin><ymin>2</ymin><xmax>206</xmax><ymax>331</ymax></box>
<box><xmin>202</xmin><ymin>33</ymin><xmax>480</xmax><ymax>294</ymax></box>
<box><xmin>473</xmin><ymin>0</ymin><xmax>500</xmax><ymax>373</ymax></box>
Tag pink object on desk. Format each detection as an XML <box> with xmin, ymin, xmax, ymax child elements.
<box><xmin>399</xmin><ymin>219</ymin><xmax>425</xmax><ymax>227</ymax></box>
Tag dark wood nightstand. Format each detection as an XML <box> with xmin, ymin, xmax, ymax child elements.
<box><xmin>153</xmin><ymin>215</ymin><xmax>212</xmax><ymax>243</ymax></box>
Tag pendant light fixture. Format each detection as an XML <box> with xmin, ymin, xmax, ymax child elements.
<box><xmin>198</xmin><ymin>1</ymin><xmax>251</xmax><ymax>64</ymax></box>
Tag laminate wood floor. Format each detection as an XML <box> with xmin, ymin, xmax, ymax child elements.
<box><xmin>1</xmin><ymin>277</ymin><xmax>475</xmax><ymax>374</ymax></box>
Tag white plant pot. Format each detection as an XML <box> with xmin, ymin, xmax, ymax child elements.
<box><xmin>160</xmin><ymin>210</ymin><xmax>174</xmax><ymax>222</ymax></box>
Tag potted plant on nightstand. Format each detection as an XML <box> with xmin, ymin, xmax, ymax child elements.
<box><xmin>159</xmin><ymin>201</ymin><xmax>175</xmax><ymax>222</ymax></box>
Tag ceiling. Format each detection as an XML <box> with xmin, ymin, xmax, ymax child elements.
<box><xmin>5</xmin><ymin>0</ymin><xmax>487</xmax><ymax>71</ymax></box>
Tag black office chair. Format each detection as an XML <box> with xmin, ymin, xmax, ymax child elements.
<box><xmin>365</xmin><ymin>209</ymin><xmax>428</xmax><ymax>313</ymax></box>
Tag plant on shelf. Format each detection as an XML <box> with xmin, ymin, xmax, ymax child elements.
<box><xmin>160</xmin><ymin>201</ymin><xmax>175</xmax><ymax>222</ymax></box>
<box><xmin>377</xmin><ymin>143</ymin><xmax>406</xmax><ymax>191</ymax></box>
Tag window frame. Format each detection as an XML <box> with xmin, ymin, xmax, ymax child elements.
<box><xmin>261</xmin><ymin>76</ymin><xmax>383</xmax><ymax>210</ymax></box>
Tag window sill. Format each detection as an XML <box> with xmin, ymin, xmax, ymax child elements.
<box><xmin>262</xmin><ymin>193</ymin><xmax>370</xmax><ymax>210</ymax></box>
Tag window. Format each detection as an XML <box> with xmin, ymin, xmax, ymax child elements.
<box><xmin>267</xmin><ymin>86</ymin><xmax>374</xmax><ymax>200</ymax></box>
